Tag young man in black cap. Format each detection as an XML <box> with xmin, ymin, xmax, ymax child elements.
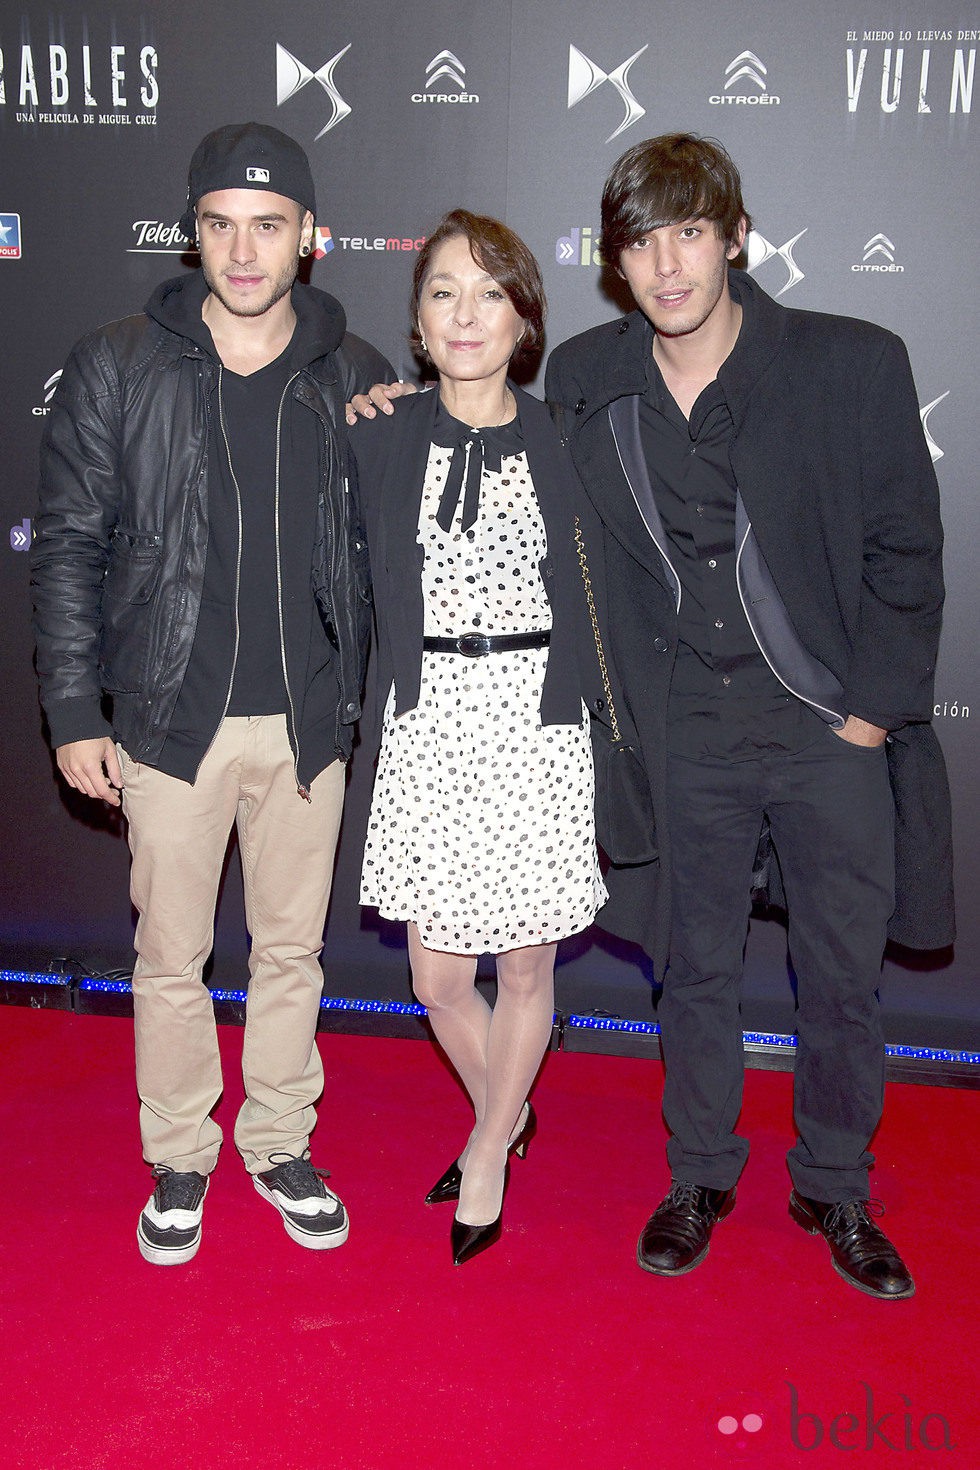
<box><xmin>31</xmin><ymin>122</ymin><xmax>393</xmax><ymax>1264</ymax></box>
<box><xmin>546</xmin><ymin>134</ymin><xmax>952</xmax><ymax>1299</ymax></box>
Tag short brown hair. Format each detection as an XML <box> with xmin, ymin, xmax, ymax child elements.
<box><xmin>411</xmin><ymin>209</ymin><xmax>546</xmax><ymax>361</ymax></box>
<box><xmin>600</xmin><ymin>133</ymin><xmax>752</xmax><ymax>264</ymax></box>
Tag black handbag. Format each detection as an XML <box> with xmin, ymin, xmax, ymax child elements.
<box><xmin>574</xmin><ymin>517</ymin><xmax>657</xmax><ymax>866</ymax></box>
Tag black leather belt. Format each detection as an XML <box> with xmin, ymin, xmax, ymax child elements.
<box><xmin>421</xmin><ymin>631</ymin><xmax>551</xmax><ymax>657</ymax></box>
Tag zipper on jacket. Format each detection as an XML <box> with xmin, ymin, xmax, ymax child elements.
<box><xmin>320</xmin><ymin>377</ymin><xmax>357</xmax><ymax>747</ymax></box>
<box><xmin>274</xmin><ymin>371</ymin><xmax>308</xmax><ymax>796</ymax></box>
<box><xmin>138</xmin><ymin>362</ymin><xmax>213</xmax><ymax>756</ymax></box>
<box><xmin>211</xmin><ymin>364</ymin><xmax>245</xmax><ymax>756</ymax></box>
<box><xmin>294</xmin><ymin>372</ymin><xmax>359</xmax><ymax>763</ymax></box>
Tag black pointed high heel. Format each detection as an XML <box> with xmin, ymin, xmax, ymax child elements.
<box><xmin>424</xmin><ymin>1101</ymin><xmax>537</xmax><ymax>1206</ymax></box>
<box><xmin>425</xmin><ymin>1158</ymin><xmax>463</xmax><ymax>1205</ymax></box>
<box><xmin>451</xmin><ymin>1210</ymin><xmax>502</xmax><ymax>1266</ymax></box>
<box><xmin>512</xmin><ymin>1100</ymin><xmax>537</xmax><ymax>1161</ymax></box>
<box><xmin>451</xmin><ymin>1163</ymin><xmax>509</xmax><ymax>1265</ymax></box>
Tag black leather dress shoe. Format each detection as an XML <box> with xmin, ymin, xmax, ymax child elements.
<box><xmin>636</xmin><ymin>1181</ymin><xmax>736</xmax><ymax>1276</ymax></box>
<box><xmin>789</xmin><ymin>1191</ymin><xmax>915</xmax><ymax>1299</ymax></box>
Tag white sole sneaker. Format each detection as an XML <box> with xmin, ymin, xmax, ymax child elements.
<box><xmin>253</xmin><ymin>1174</ymin><xmax>349</xmax><ymax>1250</ymax></box>
<box><xmin>137</xmin><ymin>1173</ymin><xmax>209</xmax><ymax>1265</ymax></box>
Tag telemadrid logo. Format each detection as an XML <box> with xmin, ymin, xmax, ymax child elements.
<box><xmin>567</xmin><ymin>43</ymin><xmax>648</xmax><ymax>142</ymax></box>
<box><xmin>746</xmin><ymin>228</ymin><xmax>807</xmax><ymax>296</ymax></box>
<box><xmin>333</xmin><ymin>233</ymin><xmax>426</xmax><ymax>253</ymax></box>
<box><xmin>709</xmin><ymin>51</ymin><xmax>781</xmax><ymax>105</ymax></box>
<box><xmin>276</xmin><ymin>42</ymin><xmax>352</xmax><ymax>139</ymax></box>
<box><xmin>412</xmin><ymin>50</ymin><xmax>478</xmax><ymax>104</ymax></box>
<box><xmin>851</xmin><ymin>233</ymin><xmax>905</xmax><ymax>272</ymax></box>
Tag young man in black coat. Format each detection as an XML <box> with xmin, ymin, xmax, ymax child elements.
<box><xmin>546</xmin><ymin>134</ymin><xmax>952</xmax><ymax>1299</ymax></box>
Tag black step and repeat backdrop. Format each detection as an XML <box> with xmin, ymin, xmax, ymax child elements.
<box><xmin>2</xmin><ymin>2</ymin><xmax>977</xmax><ymax>1047</ymax></box>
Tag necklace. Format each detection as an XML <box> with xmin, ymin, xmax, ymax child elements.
<box><xmin>446</xmin><ymin>385</ymin><xmax>514</xmax><ymax>431</ymax></box>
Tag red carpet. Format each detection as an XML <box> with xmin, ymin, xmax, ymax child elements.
<box><xmin>0</xmin><ymin>1005</ymin><xmax>976</xmax><ymax>1468</ymax></box>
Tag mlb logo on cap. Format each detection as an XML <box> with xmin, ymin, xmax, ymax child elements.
<box><xmin>246</xmin><ymin>167</ymin><xmax>271</xmax><ymax>183</ymax></box>
<box><xmin>0</xmin><ymin>213</ymin><xmax>23</xmax><ymax>259</ymax></box>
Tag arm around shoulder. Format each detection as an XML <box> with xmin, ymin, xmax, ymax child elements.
<box><xmin>337</xmin><ymin>332</ymin><xmax>396</xmax><ymax>402</ymax></box>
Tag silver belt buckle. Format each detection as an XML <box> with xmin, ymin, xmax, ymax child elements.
<box><xmin>457</xmin><ymin>631</ymin><xmax>490</xmax><ymax>656</ymax></box>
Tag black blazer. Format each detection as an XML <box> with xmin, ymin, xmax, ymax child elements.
<box><xmin>546</xmin><ymin>270</ymin><xmax>953</xmax><ymax>960</ymax></box>
<box><xmin>349</xmin><ymin>383</ymin><xmax>591</xmax><ymax>734</ymax></box>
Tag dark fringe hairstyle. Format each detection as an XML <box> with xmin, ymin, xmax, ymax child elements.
<box><xmin>600</xmin><ymin>133</ymin><xmax>752</xmax><ymax>265</ymax></box>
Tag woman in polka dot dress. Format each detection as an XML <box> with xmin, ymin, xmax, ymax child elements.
<box><xmin>351</xmin><ymin>211</ymin><xmax>606</xmax><ymax>1264</ymax></box>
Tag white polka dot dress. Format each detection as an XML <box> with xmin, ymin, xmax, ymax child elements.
<box><xmin>360</xmin><ymin>420</ymin><xmax>607</xmax><ymax>954</ymax></box>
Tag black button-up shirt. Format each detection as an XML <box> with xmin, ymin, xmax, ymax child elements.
<box><xmin>639</xmin><ymin>337</ymin><xmax>821</xmax><ymax>759</ymax></box>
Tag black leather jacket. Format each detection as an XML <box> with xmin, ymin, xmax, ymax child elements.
<box><xmin>31</xmin><ymin>278</ymin><xmax>391</xmax><ymax>785</ymax></box>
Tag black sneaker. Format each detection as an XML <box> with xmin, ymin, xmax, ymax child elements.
<box><xmin>253</xmin><ymin>1153</ymin><xmax>349</xmax><ymax>1250</ymax></box>
<box><xmin>137</xmin><ymin>1166</ymin><xmax>209</xmax><ymax>1266</ymax></box>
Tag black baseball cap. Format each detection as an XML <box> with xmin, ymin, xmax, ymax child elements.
<box><xmin>179</xmin><ymin>122</ymin><xmax>316</xmax><ymax>239</ymax></box>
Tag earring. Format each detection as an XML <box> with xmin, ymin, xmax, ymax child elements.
<box><xmin>300</xmin><ymin>244</ymin><xmax>311</xmax><ymax>258</ymax></box>
<box><xmin>420</xmin><ymin>338</ymin><xmax>428</xmax><ymax>354</ymax></box>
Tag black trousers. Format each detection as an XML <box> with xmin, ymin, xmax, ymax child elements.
<box><xmin>659</xmin><ymin>726</ymin><xmax>895</xmax><ymax>1203</ymax></box>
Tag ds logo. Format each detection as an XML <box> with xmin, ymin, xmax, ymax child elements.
<box><xmin>276</xmin><ymin>42</ymin><xmax>352</xmax><ymax>139</ymax></box>
<box><xmin>32</xmin><ymin>370</ymin><xmax>62</xmax><ymax>417</ymax></box>
<box><xmin>567</xmin><ymin>44</ymin><xmax>648</xmax><ymax>143</ymax></box>
<box><xmin>919</xmin><ymin>391</ymin><xmax>949</xmax><ymax>463</ymax></box>
<box><xmin>746</xmin><ymin>228</ymin><xmax>808</xmax><ymax>296</ymax></box>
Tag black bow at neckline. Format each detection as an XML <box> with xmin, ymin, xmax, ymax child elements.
<box><xmin>430</xmin><ymin>402</ymin><xmax>525</xmax><ymax>534</ymax></box>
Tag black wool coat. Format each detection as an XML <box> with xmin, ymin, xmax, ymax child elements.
<box><xmin>546</xmin><ymin>270</ymin><xmax>954</xmax><ymax>973</ymax></box>
<box><xmin>348</xmin><ymin>384</ymin><xmax>594</xmax><ymax>740</ymax></box>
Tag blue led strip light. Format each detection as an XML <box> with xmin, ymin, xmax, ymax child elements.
<box><xmin>319</xmin><ymin>996</ymin><xmax>426</xmax><ymax>1017</ymax></box>
<box><xmin>7</xmin><ymin>978</ymin><xmax>977</xmax><ymax>1067</ymax></box>
<box><xmin>885</xmin><ymin>1043</ymin><xmax>980</xmax><ymax>1064</ymax></box>
<box><xmin>566</xmin><ymin>1014</ymin><xmax>662</xmax><ymax>1036</ymax></box>
<box><xmin>210</xmin><ymin>995</ymin><xmax>427</xmax><ymax>1014</ymax></box>
<box><xmin>564</xmin><ymin>1013</ymin><xmax>980</xmax><ymax>1067</ymax></box>
<box><xmin>0</xmin><ymin>969</ymin><xmax>72</xmax><ymax>986</ymax></box>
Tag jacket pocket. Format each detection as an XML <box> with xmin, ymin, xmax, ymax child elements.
<box><xmin>353</xmin><ymin>531</ymin><xmax>372</xmax><ymax>605</ymax></box>
<box><xmin>99</xmin><ymin>533</ymin><xmax>162</xmax><ymax>692</ymax></box>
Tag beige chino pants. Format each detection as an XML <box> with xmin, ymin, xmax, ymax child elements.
<box><xmin>118</xmin><ymin>715</ymin><xmax>344</xmax><ymax>1176</ymax></box>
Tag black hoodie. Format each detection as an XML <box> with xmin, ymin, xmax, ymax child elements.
<box><xmin>147</xmin><ymin>271</ymin><xmax>353</xmax><ymax>783</ymax></box>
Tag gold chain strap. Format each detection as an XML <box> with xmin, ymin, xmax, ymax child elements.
<box><xmin>574</xmin><ymin>514</ymin><xmax>621</xmax><ymax>743</ymax></box>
